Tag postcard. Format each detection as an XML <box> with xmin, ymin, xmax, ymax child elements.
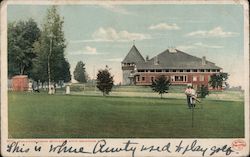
<box><xmin>1</xmin><ymin>0</ymin><xmax>249</xmax><ymax>156</ymax></box>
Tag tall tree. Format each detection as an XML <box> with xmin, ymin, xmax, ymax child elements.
<box><xmin>96</xmin><ymin>66</ymin><xmax>114</xmax><ymax>96</ymax></box>
<box><xmin>209</xmin><ymin>72</ymin><xmax>229</xmax><ymax>89</ymax></box>
<box><xmin>73</xmin><ymin>61</ymin><xmax>87</xmax><ymax>83</ymax></box>
<box><xmin>60</xmin><ymin>60</ymin><xmax>71</xmax><ymax>83</ymax></box>
<box><xmin>8</xmin><ymin>19</ymin><xmax>40</xmax><ymax>78</ymax></box>
<box><xmin>151</xmin><ymin>75</ymin><xmax>171</xmax><ymax>99</ymax></box>
<box><xmin>32</xmin><ymin>6</ymin><xmax>71</xmax><ymax>84</ymax></box>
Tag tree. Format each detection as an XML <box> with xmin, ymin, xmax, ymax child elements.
<box><xmin>209</xmin><ymin>72</ymin><xmax>229</xmax><ymax>89</ymax></box>
<box><xmin>151</xmin><ymin>75</ymin><xmax>171</xmax><ymax>99</ymax></box>
<box><xmin>8</xmin><ymin>19</ymin><xmax>40</xmax><ymax>78</ymax></box>
<box><xmin>32</xmin><ymin>6</ymin><xmax>71</xmax><ymax>86</ymax></box>
<box><xmin>96</xmin><ymin>66</ymin><xmax>114</xmax><ymax>96</ymax></box>
<box><xmin>60</xmin><ymin>60</ymin><xmax>71</xmax><ymax>83</ymax></box>
<box><xmin>73</xmin><ymin>61</ymin><xmax>87</xmax><ymax>83</ymax></box>
<box><xmin>197</xmin><ymin>85</ymin><xmax>209</xmax><ymax>98</ymax></box>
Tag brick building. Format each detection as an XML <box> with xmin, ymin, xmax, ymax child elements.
<box><xmin>121</xmin><ymin>45</ymin><xmax>222</xmax><ymax>89</ymax></box>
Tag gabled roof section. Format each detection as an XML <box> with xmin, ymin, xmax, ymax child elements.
<box><xmin>122</xmin><ymin>45</ymin><xmax>145</xmax><ymax>63</ymax></box>
<box><xmin>136</xmin><ymin>49</ymin><xmax>221</xmax><ymax>70</ymax></box>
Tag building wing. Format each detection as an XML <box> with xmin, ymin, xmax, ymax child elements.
<box><xmin>136</xmin><ymin>49</ymin><xmax>221</xmax><ymax>70</ymax></box>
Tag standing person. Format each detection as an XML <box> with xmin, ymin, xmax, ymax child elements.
<box><xmin>185</xmin><ymin>84</ymin><xmax>192</xmax><ymax>109</ymax></box>
<box><xmin>190</xmin><ymin>86</ymin><xmax>197</xmax><ymax>108</ymax></box>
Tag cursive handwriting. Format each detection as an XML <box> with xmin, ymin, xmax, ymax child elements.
<box><xmin>176</xmin><ymin>140</ymin><xmax>208</xmax><ymax>156</ymax></box>
<box><xmin>93</xmin><ymin>140</ymin><xmax>138</xmax><ymax>157</ymax></box>
<box><xmin>6</xmin><ymin>139</ymin><xmax>236</xmax><ymax>157</ymax></box>
<box><xmin>141</xmin><ymin>143</ymin><xmax>171</xmax><ymax>153</ymax></box>
<box><xmin>7</xmin><ymin>141</ymin><xmax>30</xmax><ymax>153</ymax></box>
<box><xmin>49</xmin><ymin>140</ymin><xmax>91</xmax><ymax>154</ymax></box>
<box><xmin>210</xmin><ymin>145</ymin><xmax>234</xmax><ymax>156</ymax></box>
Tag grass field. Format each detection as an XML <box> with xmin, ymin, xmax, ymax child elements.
<box><xmin>59</xmin><ymin>85</ymin><xmax>244</xmax><ymax>101</ymax></box>
<box><xmin>8</xmin><ymin>91</ymin><xmax>244</xmax><ymax>138</ymax></box>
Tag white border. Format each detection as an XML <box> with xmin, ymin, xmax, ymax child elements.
<box><xmin>1</xmin><ymin>0</ymin><xmax>249</xmax><ymax>156</ymax></box>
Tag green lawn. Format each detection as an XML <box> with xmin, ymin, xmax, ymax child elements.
<box><xmin>8</xmin><ymin>92</ymin><xmax>244</xmax><ymax>138</ymax></box>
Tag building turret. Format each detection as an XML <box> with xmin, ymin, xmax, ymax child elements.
<box><xmin>121</xmin><ymin>45</ymin><xmax>145</xmax><ymax>85</ymax></box>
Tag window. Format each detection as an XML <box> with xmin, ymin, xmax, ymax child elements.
<box><xmin>180</xmin><ymin>70</ymin><xmax>183</xmax><ymax>72</ymax></box>
<box><xmin>142</xmin><ymin>77</ymin><xmax>145</xmax><ymax>81</ymax></box>
<box><xmin>184</xmin><ymin>76</ymin><xmax>187</xmax><ymax>82</ymax></box>
<box><xmin>175</xmin><ymin>76</ymin><xmax>184</xmax><ymax>81</ymax></box>
<box><xmin>187</xmin><ymin>70</ymin><xmax>190</xmax><ymax>72</ymax></box>
<box><xmin>166</xmin><ymin>70</ymin><xmax>169</xmax><ymax>72</ymax></box>
<box><xmin>212</xmin><ymin>69</ymin><xmax>216</xmax><ymax>72</ymax></box>
<box><xmin>156</xmin><ymin>69</ymin><xmax>162</xmax><ymax>72</ymax></box>
<box><xmin>150</xmin><ymin>70</ymin><xmax>155</xmax><ymax>72</ymax></box>
<box><xmin>200</xmin><ymin>69</ymin><xmax>205</xmax><ymax>72</ymax></box>
<box><xmin>193</xmin><ymin>69</ymin><xmax>197</xmax><ymax>72</ymax></box>
<box><xmin>206</xmin><ymin>69</ymin><xmax>210</xmax><ymax>72</ymax></box>
<box><xmin>151</xmin><ymin>77</ymin><xmax>154</xmax><ymax>82</ymax></box>
<box><xmin>137</xmin><ymin>76</ymin><xmax>140</xmax><ymax>82</ymax></box>
<box><xmin>217</xmin><ymin>69</ymin><xmax>220</xmax><ymax>72</ymax></box>
<box><xmin>173</xmin><ymin>70</ymin><xmax>176</xmax><ymax>72</ymax></box>
<box><xmin>138</xmin><ymin>70</ymin><xmax>145</xmax><ymax>72</ymax></box>
<box><xmin>193</xmin><ymin>76</ymin><xmax>197</xmax><ymax>82</ymax></box>
<box><xmin>171</xmin><ymin>76</ymin><xmax>174</xmax><ymax>82</ymax></box>
<box><xmin>200</xmin><ymin>75</ymin><xmax>205</xmax><ymax>81</ymax></box>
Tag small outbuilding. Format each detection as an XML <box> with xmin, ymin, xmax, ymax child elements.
<box><xmin>12</xmin><ymin>75</ymin><xmax>29</xmax><ymax>91</ymax></box>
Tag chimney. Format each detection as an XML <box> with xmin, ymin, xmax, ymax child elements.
<box><xmin>202</xmin><ymin>56</ymin><xmax>206</xmax><ymax>65</ymax></box>
<box><xmin>169</xmin><ymin>48</ymin><xmax>177</xmax><ymax>53</ymax></box>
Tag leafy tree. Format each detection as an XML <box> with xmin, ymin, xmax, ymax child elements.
<box><xmin>32</xmin><ymin>6</ymin><xmax>70</xmax><ymax>84</ymax></box>
<box><xmin>151</xmin><ymin>75</ymin><xmax>171</xmax><ymax>99</ymax></box>
<box><xmin>197</xmin><ymin>85</ymin><xmax>209</xmax><ymax>98</ymax></box>
<box><xmin>96</xmin><ymin>66</ymin><xmax>114</xmax><ymax>96</ymax></box>
<box><xmin>8</xmin><ymin>19</ymin><xmax>40</xmax><ymax>78</ymax></box>
<box><xmin>73</xmin><ymin>61</ymin><xmax>87</xmax><ymax>83</ymax></box>
<box><xmin>209</xmin><ymin>72</ymin><xmax>229</xmax><ymax>89</ymax></box>
<box><xmin>60</xmin><ymin>60</ymin><xmax>71</xmax><ymax>83</ymax></box>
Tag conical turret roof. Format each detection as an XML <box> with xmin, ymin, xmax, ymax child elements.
<box><xmin>122</xmin><ymin>45</ymin><xmax>145</xmax><ymax>63</ymax></box>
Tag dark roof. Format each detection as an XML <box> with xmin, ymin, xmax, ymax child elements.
<box><xmin>136</xmin><ymin>49</ymin><xmax>221</xmax><ymax>70</ymax></box>
<box><xmin>122</xmin><ymin>45</ymin><xmax>145</xmax><ymax>63</ymax></box>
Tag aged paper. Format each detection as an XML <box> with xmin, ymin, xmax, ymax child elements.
<box><xmin>1</xmin><ymin>0</ymin><xmax>249</xmax><ymax>156</ymax></box>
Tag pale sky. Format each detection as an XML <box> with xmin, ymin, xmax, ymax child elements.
<box><xmin>7</xmin><ymin>4</ymin><xmax>245</xmax><ymax>87</ymax></box>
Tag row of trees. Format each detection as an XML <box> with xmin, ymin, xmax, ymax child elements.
<box><xmin>8</xmin><ymin>6</ymin><xmax>71</xmax><ymax>86</ymax></box>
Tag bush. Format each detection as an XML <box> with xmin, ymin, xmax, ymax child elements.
<box><xmin>197</xmin><ymin>85</ymin><xmax>209</xmax><ymax>98</ymax></box>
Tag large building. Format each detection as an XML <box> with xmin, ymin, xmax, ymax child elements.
<box><xmin>121</xmin><ymin>45</ymin><xmax>222</xmax><ymax>89</ymax></box>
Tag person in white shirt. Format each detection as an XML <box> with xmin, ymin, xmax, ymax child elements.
<box><xmin>190</xmin><ymin>86</ymin><xmax>197</xmax><ymax>108</ymax></box>
<box><xmin>185</xmin><ymin>85</ymin><xmax>192</xmax><ymax>109</ymax></box>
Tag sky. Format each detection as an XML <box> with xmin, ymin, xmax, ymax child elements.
<box><xmin>7</xmin><ymin>3</ymin><xmax>245</xmax><ymax>87</ymax></box>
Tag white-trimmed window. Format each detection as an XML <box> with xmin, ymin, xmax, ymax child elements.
<box><xmin>184</xmin><ymin>75</ymin><xmax>187</xmax><ymax>82</ymax></box>
<box><xmin>193</xmin><ymin>76</ymin><xmax>197</xmax><ymax>82</ymax></box>
<box><xmin>175</xmin><ymin>76</ymin><xmax>184</xmax><ymax>81</ymax></box>
<box><xmin>171</xmin><ymin>76</ymin><xmax>174</xmax><ymax>82</ymax></box>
